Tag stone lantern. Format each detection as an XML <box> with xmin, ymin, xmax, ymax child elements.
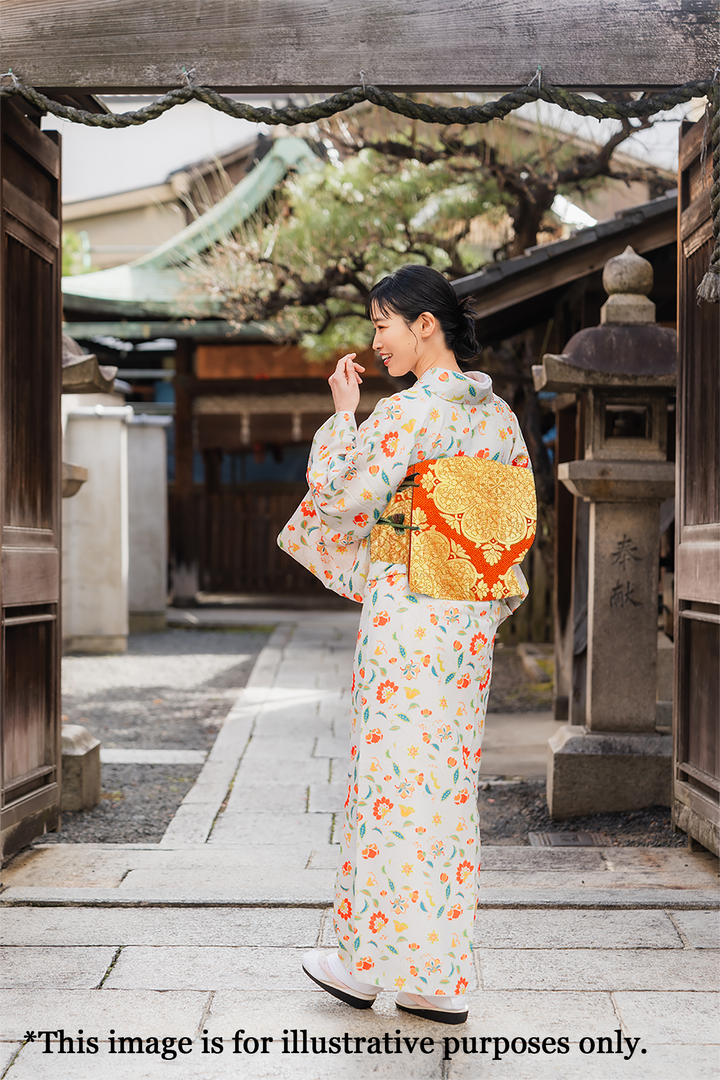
<box><xmin>533</xmin><ymin>247</ymin><xmax>676</xmax><ymax>818</ymax></box>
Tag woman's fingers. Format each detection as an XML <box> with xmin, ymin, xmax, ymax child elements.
<box><xmin>330</xmin><ymin>353</ymin><xmax>364</xmax><ymax>385</ymax></box>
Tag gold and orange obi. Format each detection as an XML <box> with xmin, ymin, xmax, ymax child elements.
<box><xmin>370</xmin><ymin>456</ymin><xmax>537</xmax><ymax>602</ymax></box>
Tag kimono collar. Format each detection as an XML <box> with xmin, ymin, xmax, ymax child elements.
<box><xmin>417</xmin><ymin>367</ymin><xmax>493</xmax><ymax>405</ymax></box>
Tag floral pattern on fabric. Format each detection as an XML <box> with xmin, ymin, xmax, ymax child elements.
<box><xmin>335</xmin><ymin>583</ymin><xmax>505</xmax><ymax>993</ymax></box>
<box><xmin>277</xmin><ymin>369</ymin><xmax>532</xmax><ymax>994</ymax></box>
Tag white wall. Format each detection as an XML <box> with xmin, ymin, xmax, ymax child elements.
<box><xmin>128</xmin><ymin>418</ymin><xmax>169</xmax><ymax>629</ymax></box>
<box><xmin>62</xmin><ymin>395</ymin><xmax>131</xmax><ymax>653</ymax></box>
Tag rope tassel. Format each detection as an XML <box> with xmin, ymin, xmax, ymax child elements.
<box><xmin>697</xmin><ymin>79</ymin><xmax>720</xmax><ymax>304</ymax></box>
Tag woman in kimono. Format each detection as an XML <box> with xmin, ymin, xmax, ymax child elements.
<box><xmin>278</xmin><ymin>264</ymin><xmax>535</xmax><ymax>1024</ymax></box>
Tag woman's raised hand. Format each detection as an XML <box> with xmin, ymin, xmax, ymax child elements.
<box><xmin>328</xmin><ymin>352</ymin><xmax>365</xmax><ymax>414</ymax></box>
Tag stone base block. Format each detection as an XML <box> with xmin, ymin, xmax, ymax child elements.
<box><xmin>61</xmin><ymin>725</ymin><xmax>101</xmax><ymax>812</ymax></box>
<box><xmin>547</xmin><ymin>724</ymin><xmax>672</xmax><ymax>820</ymax></box>
<box><xmin>129</xmin><ymin>612</ymin><xmax>167</xmax><ymax>633</ymax></box>
<box><xmin>62</xmin><ymin>634</ymin><xmax>127</xmax><ymax>655</ymax></box>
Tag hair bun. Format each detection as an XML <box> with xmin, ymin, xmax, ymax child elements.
<box><xmin>452</xmin><ymin>296</ymin><xmax>479</xmax><ymax>362</ymax></box>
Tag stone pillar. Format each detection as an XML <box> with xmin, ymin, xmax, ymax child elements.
<box><xmin>62</xmin><ymin>396</ymin><xmax>132</xmax><ymax>654</ymax></box>
<box><xmin>128</xmin><ymin>416</ymin><xmax>170</xmax><ymax>632</ymax></box>
<box><xmin>587</xmin><ymin>501</ymin><xmax>661</xmax><ymax>732</ymax></box>
<box><xmin>533</xmin><ymin>247</ymin><xmax>676</xmax><ymax>819</ymax></box>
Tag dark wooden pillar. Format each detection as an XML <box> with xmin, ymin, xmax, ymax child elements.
<box><xmin>170</xmin><ymin>339</ymin><xmax>200</xmax><ymax>604</ymax></box>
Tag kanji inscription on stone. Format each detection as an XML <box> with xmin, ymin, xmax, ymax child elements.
<box><xmin>611</xmin><ymin>534</ymin><xmax>641</xmax><ymax>570</ymax></box>
<box><xmin>609</xmin><ymin>579</ymin><xmax>642</xmax><ymax>609</ymax></box>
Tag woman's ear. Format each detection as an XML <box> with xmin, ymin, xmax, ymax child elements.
<box><xmin>418</xmin><ymin>311</ymin><xmax>437</xmax><ymax>339</ymax></box>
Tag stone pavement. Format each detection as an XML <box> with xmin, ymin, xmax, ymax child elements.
<box><xmin>1</xmin><ymin>610</ymin><xmax>718</xmax><ymax>1079</ymax></box>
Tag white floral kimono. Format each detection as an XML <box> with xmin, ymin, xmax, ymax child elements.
<box><xmin>278</xmin><ymin>369</ymin><xmax>531</xmax><ymax>996</ymax></box>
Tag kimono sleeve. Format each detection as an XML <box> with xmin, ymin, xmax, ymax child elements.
<box><xmin>277</xmin><ymin>396</ymin><xmax>421</xmax><ymax>602</ymax></box>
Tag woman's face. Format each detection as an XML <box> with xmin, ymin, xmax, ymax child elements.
<box><xmin>370</xmin><ymin>306</ymin><xmax>424</xmax><ymax>378</ymax></box>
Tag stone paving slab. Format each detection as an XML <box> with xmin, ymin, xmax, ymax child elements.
<box><xmin>308</xmin><ymin>782</ymin><xmax>347</xmax><ymax>813</ymax></box>
<box><xmin>241</xmin><ymin>736</ymin><xmax>318</xmax><ymax>761</ymax></box>
<box><xmin>0</xmin><ymin>907</ymin><xmax>324</xmax><ymax>948</ymax></box>
<box><xmin>602</xmin><ymin>848</ymin><xmax>718</xmax><ymax>874</ymax></box>
<box><xmin>233</xmin><ymin>756</ymin><xmax>330</xmax><ymax>786</ymax></box>
<box><xmin>480</xmin><ymin>848</ymin><xmax>606</xmax><ymax>871</ymax></box>
<box><xmin>670</xmin><ymin>908</ymin><xmax>720</xmax><ymax>947</ymax></box>
<box><xmin>613</xmin><ymin>990</ymin><xmax>720</xmax><ymax>1043</ymax></box>
<box><xmin>477</xmin><ymin>869</ymin><xmax>718</xmax><ymax>889</ymax></box>
<box><xmin>0</xmin><ymin>946</ymin><xmax>117</xmax><ymax>990</ymax></box>
<box><xmin>224</xmin><ymin>783</ymin><xmax>309</xmax><ymax>815</ymax></box>
<box><xmin>1</xmin><ymin>847</ymin><xmax>141</xmax><ymax>889</ymax></box>
<box><xmin>0</xmin><ymin>989</ymin><xmax>210</xmax><ymax>1040</ymax></box>
<box><xmin>114</xmin><ymin>870</ymin><xmax>336</xmax><ymax>904</ymax></box>
<box><xmin>473</xmin><ymin>909</ymin><xmax>684</xmax><ymax>949</ymax></box>
<box><xmin>252</xmin><ymin>712</ymin><xmax>335</xmax><ymax>739</ymax></box>
<box><xmin>208</xmin><ymin>812</ymin><xmax>334</xmax><ymax>848</ymax></box>
<box><xmin>103</xmin><ymin>945</ymin><xmax>313</xmax><ymax>991</ymax></box>
<box><xmin>447</xmin><ymin>1045</ymin><xmax>718</xmax><ymax>1080</ymax></box>
<box><xmin>0</xmin><ymin>1044</ymin><xmax>21</xmax><ymax>1074</ymax></box>
<box><xmin>477</xmin><ymin>947</ymin><xmax>720</xmax><ymax>991</ymax></box>
<box><xmin>314</xmin><ymin>735</ymin><xmax>351</xmax><ymax>758</ymax></box>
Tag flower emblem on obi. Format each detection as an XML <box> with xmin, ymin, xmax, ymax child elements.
<box><xmin>369</xmin><ymin>455</ymin><xmax>536</xmax><ymax>602</ymax></box>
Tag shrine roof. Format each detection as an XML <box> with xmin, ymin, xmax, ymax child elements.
<box><xmin>452</xmin><ymin>192</ymin><xmax>678</xmax><ymax>340</ymax></box>
<box><xmin>62</xmin><ymin>137</ymin><xmax>319</xmax><ymax>320</ymax></box>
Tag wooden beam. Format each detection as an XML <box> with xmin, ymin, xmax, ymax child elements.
<box><xmin>4</xmin><ymin>1</ymin><xmax>716</xmax><ymax>94</ymax></box>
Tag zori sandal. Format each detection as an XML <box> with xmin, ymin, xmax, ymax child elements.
<box><xmin>302</xmin><ymin>950</ymin><xmax>381</xmax><ymax>1009</ymax></box>
<box><xmin>395</xmin><ymin>990</ymin><xmax>468</xmax><ymax>1025</ymax></box>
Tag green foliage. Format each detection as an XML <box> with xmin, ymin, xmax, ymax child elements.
<box><xmin>62</xmin><ymin>230</ymin><xmax>93</xmax><ymax>276</ymax></box>
<box><xmin>182</xmin><ymin>103</ymin><xmax>670</xmax><ymax>358</ymax></box>
<box><xmin>183</xmin><ymin>146</ymin><xmax>510</xmax><ymax>357</ymax></box>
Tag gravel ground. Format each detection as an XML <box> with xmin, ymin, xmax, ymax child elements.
<box><xmin>479</xmin><ymin>780</ymin><xmax>685</xmax><ymax>848</ymax></box>
<box><xmin>50</xmin><ymin>763</ymin><xmax>204</xmax><ymax>844</ymax></box>
<box><xmin>39</xmin><ymin>627</ymin><xmax>270</xmax><ymax>846</ymax></box>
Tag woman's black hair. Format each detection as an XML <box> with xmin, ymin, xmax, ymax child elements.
<box><xmin>364</xmin><ymin>263</ymin><xmax>479</xmax><ymax>362</ymax></box>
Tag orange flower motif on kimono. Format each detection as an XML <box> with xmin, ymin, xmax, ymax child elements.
<box><xmin>357</xmin><ymin>957</ymin><xmax>374</xmax><ymax>971</ymax></box>
<box><xmin>456</xmin><ymin>860</ymin><xmax>474</xmax><ymax>885</ymax></box>
<box><xmin>373</xmin><ymin>796</ymin><xmax>394</xmax><ymax>820</ymax></box>
<box><xmin>376</xmin><ymin>679</ymin><xmax>398</xmax><ymax>703</ymax></box>
<box><xmin>365</xmin><ymin>729</ymin><xmax>383</xmax><ymax>743</ymax></box>
<box><xmin>369</xmin><ymin>911</ymin><xmax>389</xmax><ymax>934</ymax></box>
<box><xmin>381</xmin><ymin>431</ymin><xmax>399</xmax><ymax>457</ymax></box>
<box><xmin>353</xmin><ymin>512</ymin><xmax>369</xmax><ymax>527</ymax></box>
<box><xmin>456</xmin><ymin>977</ymin><xmax>469</xmax><ymax>994</ymax></box>
<box><xmin>362</xmin><ymin>844</ymin><xmax>379</xmax><ymax>859</ymax></box>
<box><xmin>337</xmin><ymin>899</ymin><xmax>352</xmax><ymax>921</ymax></box>
<box><xmin>454</xmin><ymin>788</ymin><xmax>470</xmax><ymax>804</ymax></box>
<box><xmin>469</xmin><ymin>631</ymin><xmax>488</xmax><ymax>655</ymax></box>
<box><xmin>447</xmin><ymin>905</ymin><xmax>463</xmax><ymax>920</ymax></box>
<box><xmin>373</xmin><ymin>610</ymin><xmax>390</xmax><ymax>627</ymax></box>
<box><xmin>342</xmin><ymin>861</ymin><xmax>352</xmax><ymax>875</ymax></box>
